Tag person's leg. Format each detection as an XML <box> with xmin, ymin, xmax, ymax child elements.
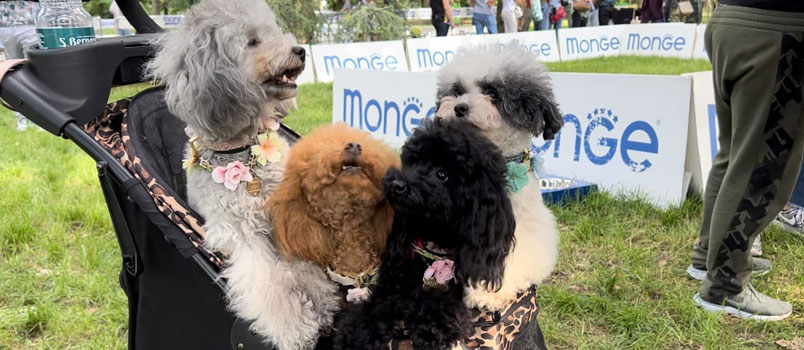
<box><xmin>697</xmin><ymin>5</ymin><xmax>804</xmax><ymax>319</ymax></box>
<box><xmin>474</xmin><ymin>13</ymin><xmax>485</xmax><ymax>34</ymax></box>
<box><xmin>522</xmin><ymin>11</ymin><xmax>532</xmax><ymax>31</ymax></box>
<box><xmin>571</xmin><ymin>11</ymin><xmax>582</xmax><ymax>27</ymax></box>
<box><xmin>785</xmin><ymin>159</ymin><xmax>804</xmax><ymax>207</ymax></box>
<box><xmin>502</xmin><ymin>10</ymin><xmax>517</xmax><ymax>32</ymax></box>
<box><xmin>487</xmin><ymin>13</ymin><xmax>499</xmax><ymax>34</ymax></box>
<box><xmin>541</xmin><ymin>5</ymin><xmax>551</xmax><ymax>30</ymax></box>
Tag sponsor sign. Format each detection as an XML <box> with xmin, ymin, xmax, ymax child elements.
<box><xmin>558</xmin><ymin>25</ymin><xmax>625</xmax><ymax>61</ymax></box>
<box><xmin>406</xmin><ymin>31</ymin><xmax>559</xmax><ymax>72</ymax></box>
<box><xmin>333</xmin><ymin>69</ymin><xmax>438</xmax><ymax>148</ymax></box>
<box><xmin>311</xmin><ymin>40</ymin><xmax>408</xmax><ymax>82</ymax></box>
<box><xmin>333</xmin><ymin>69</ymin><xmax>692</xmax><ymax>207</ymax></box>
<box><xmin>620</xmin><ymin>23</ymin><xmax>697</xmax><ymax>58</ymax></box>
<box><xmin>297</xmin><ymin>45</ymin><xmax>316</xmax><ymax>85</ymax></box>
<box><xmin>683</xmin><ymin>71</ymin><xmax>718</xmax><ymax>193</ymax></box>
<box><xmin>693</xmin><ymin>24</ymin><xmax>708</xmax><ymax>60</ymax></box>
<box><xmin>535</xmin><ymin>73</ymin><xmax>692</xmax><ymax>207</ymax></box>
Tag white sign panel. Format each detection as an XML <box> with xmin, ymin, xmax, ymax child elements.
<box><xmin>693</xmin><ymin>24</ymin><xmax>708</xmax><ymax>60</ymax></box>
<box><xmin>311</xmin><ymin>40</ymin><xmax>408</xmax><ymax>82</ymax></box>
<box><xmin>406</xmin><ymin>36</ymin><xmax>474</xmax><ymax>72</ymax></box>
<box><xmin>535</xmin><ymin>73</ymin><xmax>691</xmax><ymax>207</ymax></box>
<box><xmin>333</xmin><ymin>69</ymin><xmax>692</xmax><ymax>207</ymax></box>
<box><xmin>332</xmin><ymin>69</ymin><xmax>438</xmax><ymax>148</ymax></box>
<box><xmin>297</xmin><ymin>45</ymin><xmax>316</xmax><ymax>85</ymax></box>
<box><xmin>683</xmin><ymin>71</ymin><xmax>718</xmax><ymax>193</ymax></box>
<box><xmin>620</xmin><ymin>23</ymin><xmax>697</xmax><ymax>58</ymax></box>
<box><xmin>406</xmin><ymin>32</ymin><xmax>559</xmax><ymax>72</ymax></box>
<box><xmin>484</xmin><ymin>31</ymin><xmax>561</xmax><ymax>63</ymax></box>
<box><xmin>558</xmin><ymin>25</ymin><xmax>625</xmax><ymax>61</ymax></box>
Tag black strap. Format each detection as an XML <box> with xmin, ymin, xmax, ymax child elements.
<box><xmin>97</xmin><ymin>161</ymin><xmax>142</xmax><ymax>277</ymax></box>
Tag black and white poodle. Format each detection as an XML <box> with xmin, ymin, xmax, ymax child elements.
<box><xmin>333</xmin><ymin>118</ymin><xmax>516</xmax><ymax>350</ymax></box>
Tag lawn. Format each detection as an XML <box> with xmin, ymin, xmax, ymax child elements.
<box><xmin>1</xmin><ymin>56</ymin><xmax>802</xmax><ymax>350</ymax></box>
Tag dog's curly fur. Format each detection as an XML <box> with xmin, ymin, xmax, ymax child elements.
<box><xmin>147</xmin><ymin>1</ymin><xmax>339</xmax><ymax>349</ymax></box>
<box><xmin>435</xmin><ymin>43</ymin><xmax>562</xmax><ymax>316</ymax></box>
<box><xmin>334</xmin><ymin>119</ymin><xmax>516</xmax><ymax>350</ymax></box>
<box><xmin>271</xmin><ymin>123</ymin><xmax>399</xmax><ymax>281</ymax></box>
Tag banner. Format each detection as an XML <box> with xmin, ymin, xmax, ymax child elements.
<box><xmin>311</xmin><ymin>40</ymin><xmax>408</xmax><ymax>82</ymax></box>
<box><xmin>620</xmin><ymin>23</ymin><xmax>697</xmax><ymax>58</ymax></box>
<box><xmin>332</xmin><ymin>69</ymin><xmax>438</xmax><ymax>149</ymax></box>
<box><xmin>406</xmin><ymin>31</ymin><xmax>560</xmax><ymax>72</ymax></box>
<box><xmin>693</xmin><ymin>24</ymin><xmax>708</xmax><ymax>60</ymax></box>
<box><xmin>683</xmin><ymin>71</ymin><xmax>718</xmax><ymax>193</ymax></box>
<box><xmin>558</xmin><ymin>25</ymin><xmax>625</xmax><ymax>61</ymax></box>
<box><xmin>297</xmin><ymin>45</ymin><xmax>316</xmax><ymax>85</ymax></box>
<box><xmin>332</xmin><ymin>69</ymin><xmax>692</xmax><ymax>207</ymax></box>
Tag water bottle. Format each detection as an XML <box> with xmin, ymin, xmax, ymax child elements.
<box><xmin>36</xmin><ymin>0</ymin><xmax>96</xmax><ymax>49</ymax></box>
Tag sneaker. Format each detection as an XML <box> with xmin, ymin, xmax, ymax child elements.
<box><xmin>686</xmin><ymin>257</ymin><xmax>771</xmax><ymax>281</ymax></box>
<box><xmin>16</xmin><ymin>114</ymin><xmax>28</xmax><ymax>132</ymax></box>
<box><xmin>694</xmin><ymin>283</ymin><xmax>792</xmax><ymax>321</ymax></box>
<box><xmin>751</xmin><ymin>234</ymin><xmax>763</xmax><ymax>256</ymax></box>
<box><xmin>775</xmin><ymin>206</ymin><xmax>804</xmax><ymax>237</ymax></box>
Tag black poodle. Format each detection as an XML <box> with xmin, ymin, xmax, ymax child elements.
<box><xmin>333</xmin><ymin>118</ymin><xmax>517</xmax><ymax>350</ymax></box>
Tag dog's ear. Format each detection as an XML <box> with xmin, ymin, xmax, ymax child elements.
<box><xmin>494</xmin><ymin>76</ymin><xmax>564</xmax><ymax>140</ymax></box>
<box><xmin>538</xmin><ymin>98</ymin><xmax>563</xmax><ymax>141</ymax></box>
<box><xmin>370</xmin><ymin>200</ymin><xmax>394</xmax><ymax>255</ymax></box>
<box><xmin>271</xmin><ymin>194</ymin><xmax>333</xmax><ymax>267</ymax></box>
<box><xmin>452</xmin><ymin>135</ymin><xmax>516</xmax><ymax>292</ymax></box>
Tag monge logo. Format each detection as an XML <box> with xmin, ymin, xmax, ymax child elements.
<box><xmin>324</xmin><ymin>54</ymin><xmax>400</xmax><ymax>76</ymax></box>
<box><xmin>626</xmin><ymin>32</ymin><xmax>687</xmax><ymax>52</ymax></box>
<box><xmin>565</xmin><ymin>35</ymin><xmax>620</xmax><ymax>55</ymax></box>
<box><xmin>535</xmin><ymin>108</ymin><xmax>659</xmax><ymax>172</ymax></box>
<box><xmin>341</xmin><ymin>89</ymin><xmax>436</xmax><ymax>137</ymax></box>
<box><xmin>415</xmin><ymin>48</ymin><xmax>456</xmax><ymax>70</ymax></box>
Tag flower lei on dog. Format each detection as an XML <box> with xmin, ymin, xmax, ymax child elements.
<box><xmin>411</xmin><ymin>238</ymin><xmax>455</xmax><ymax>292</ymax></box>
<box><xmin>505</xmin><ymin>149</ymin><xmax>546</xmax><ymax>193</ymax></box>
<box><xmin>184</xmin><ymin>119</ymin><xmax>285</xmax><ymax>196</ymax></box>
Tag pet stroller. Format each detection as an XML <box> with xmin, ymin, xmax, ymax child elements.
<box><xmin>0</xmin><ymin>1</ymin><xmax>286</xmax><ymax>349</ymax></box>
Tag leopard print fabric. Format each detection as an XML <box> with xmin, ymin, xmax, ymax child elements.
<box><xmin>388</xmin><ymin>286</ymin><xmax>539</xmax><ymax>350</ymax></box>
<box><xmin>83</xmin><ymin>99</ymin><xmax>224</xmax><ymax>268</ymax></box>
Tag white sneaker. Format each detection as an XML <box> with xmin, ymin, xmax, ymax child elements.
<box><xmin>774</xmin><ymin>206</ymin><xmax>804</xmax><ymax>237</ymax></box>
<box><xmin>751</xmin><ymin>234</ymin><xmax>763</xmax><ymax>257</ymax></box>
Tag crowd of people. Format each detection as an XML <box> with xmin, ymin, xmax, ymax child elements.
<box><xmin>430</xmin><ymin>0</ymin><xmax>706</xmax><ymax>36</ymax></box>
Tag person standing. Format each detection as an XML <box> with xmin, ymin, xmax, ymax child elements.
<box><xmin>519</xmin><ymin>0</ymin><xmax>532</xmax><ymax>31</ymax></box>
<box><xmin>472</xmin><ymin>0</ymin><xmax>498</xmax><ymax>34</ymax></box>
<box><xmin>639</xmin><ymin>0</ymin><xmax>664</xmax><ymax>23</ymax></box>
<box><xmin>431</xmin><ymin>0</ymin><xmax>454</xmax><ymax>37</ymax></box>
<box><xmin>548</xmin><ymin>0</ymin><xmax>565</xmax><ymax>30</ymax></box>
<box><xmin>501</xmin><ymin>0</ymin><xmax>518</xmax><ymax>32</ymax></box>
<box><xmin>538</xmin><ymin>0</ymin><xmax>550</xmax><ymax>29</ymax></box>
<box><xmin>597</xmin><ymin>0</ymin><xmax>615</xmax><ymax>25</ymax></box>
<box><xmin>688</xmin><ymin>1</ymin><xmax>804</xmax><ymax>321</ymax></box>
<box><xmin>571</xmin><ymin>0</ymin><xmax>593</xmax><ymax>27</ymax></box>
<box><xmin>0</xmin><ymin>1</ymin><xmax>38</xmax><ymax>132</ymax></box>
<box><xmin>109</xmin><ymin>1</ymin><xmax>132</xmax><ymax>36</ymax></box>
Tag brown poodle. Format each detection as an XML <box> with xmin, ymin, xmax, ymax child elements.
<box><xmin>271</xmin><ymin>123</ymin><xmax>399</xmax><ymax>297</ymax></box>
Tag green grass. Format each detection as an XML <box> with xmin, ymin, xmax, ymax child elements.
<box><xmin>1</xmin><ymin>57</ymin><xmax>800</xmax><ymax>349</ymax></box>
<box><xmin>547</xmin><ymin>57</ymin><xmax>712</xmax><ymax>75</ymax></box>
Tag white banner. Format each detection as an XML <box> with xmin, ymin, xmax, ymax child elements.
<box><xmin>332</xmin><ymin>69</ymin><xmax>438</xmax><ymax>149</ymax></box>
<box><xmin>332</xmin><ymin>69</ymin><xmax>692</xmax><ymax>207</ymax></box>
<box><xmin>693</xmin><ymin>24</ymin><xmax>708</xmax><ymax>60</ymax></box>
<box><xmin>406</xmin><ymin>31</ymin><xmax>559</xmax><ymax>72</ymax></box>
<box><xmin>311</xmin><ymin>40</ymin><xmax>408</xmax><ymax>83</ymax></box>
<box><xmin>620</xmin><ymin>23</ymin><xmax>698</xmax><ymax>58</ymax></box>
<box><xmin>683</xmin><ymin>71</ymin><xmax>718</xmax><ymax>193</ymax></box>
<box><xmin>297</xmin><ymin>45</ymin><xmax>316</xmax><ymax>85</ymax></box>
<box><xmin>558</xmin><ymin>25</ymin><xmax>625</xmax><ymax>61</ymax></box>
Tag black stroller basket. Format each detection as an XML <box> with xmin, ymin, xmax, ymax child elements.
<box><xmin>0</xmin><ymin>2</ymin><xmax>291</xmax><ymax>349</ymax></box>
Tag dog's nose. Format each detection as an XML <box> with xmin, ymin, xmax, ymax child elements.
<box><xmin>291</xmin><ymin>46</ymin><xmax>306</xmax><ymax>61</ymax></box>
<box><xmin>391</xmin><ymin>180</ymin><xmax>407</xmax><ymax>194</ymax></box>
<box><xmin>345</xmin><ymin>142</ymin><xmax>362</xmax><ymax>156</ymax></box>
<box><xmin>454</xmin><ymin>103</ymin><xmax>469</xmax><ymax>118</ymax></box>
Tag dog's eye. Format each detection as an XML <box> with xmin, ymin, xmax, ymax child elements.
<box><xmin>247</xmin><ymin>38</ymin><xmax>260</xmax><ymax>47</ymax></box>
<box><xmin>436</xmin><ymin>171</ymin><xmax>448</xmax><ymax>182</ymax></box>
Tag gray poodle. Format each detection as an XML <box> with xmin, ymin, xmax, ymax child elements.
<box><xmin>148</xmin><ymin>0</ymin><xmax>340</xmax><ymax>349</ymax></box>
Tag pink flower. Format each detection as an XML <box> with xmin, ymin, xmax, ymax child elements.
<box><xmin>346</xmin><ymin>287</ymin><xmax>371</xmax><ymax>303</ymax></box>
<box><xmin>423</xmin><ymin>259</ymin><xmax>454</xmax><ymax>284</ymax></box>
<box><xmin>211</xmin><ymin>161</ymin><xmax>253</xmax><ymax>191</ymax></box>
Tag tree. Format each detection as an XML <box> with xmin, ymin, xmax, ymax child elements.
<box><xmin>334</xmin><ymin>4</ymin><xmax>409</xmax><ymax>43</ymax></box>
<box><xmin>267</xmin><ymin>0</ymin><xmax>320</xmax><ymax>44</ymax></box>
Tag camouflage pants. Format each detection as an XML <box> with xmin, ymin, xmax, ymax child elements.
<box><xmin>691</xmin><ymin>5</ymin><xmax>804</xmax><ymax>298</ymax></box>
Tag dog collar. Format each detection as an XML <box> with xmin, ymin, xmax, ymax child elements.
<box><xmin>505</xmin><ymin>150</ymin><xmax>535</xmax><ymax>193</ymax></box>
<box><xmin>183</xmin><ymin>129</ymin><xmax>285</xmax><ymax>196</ymax></box>
<box><xmin>326</xmin><ymin>265</ymin><xmax>380</xmax><ymax>289</ymax></box>
<box><xmin>411</xmin><ymin>238</ymin><xmax>455</xmax><ymax>292</ymax></box>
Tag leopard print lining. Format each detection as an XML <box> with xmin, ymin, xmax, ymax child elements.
<box><xmin>83</xmin><ymin>99</ymin><xmax>225</xmax><ymax>268</ymax></box>
<box><xmin>388</xmin><ymin>286</ymin><xmax>539</xmax><ymax>350</ymax></box>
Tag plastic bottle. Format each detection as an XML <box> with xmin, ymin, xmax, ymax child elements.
<box><xmin>36</xmin><ymin>0</ymin><xmax>96</xmax><ymax>50</ymax></box>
